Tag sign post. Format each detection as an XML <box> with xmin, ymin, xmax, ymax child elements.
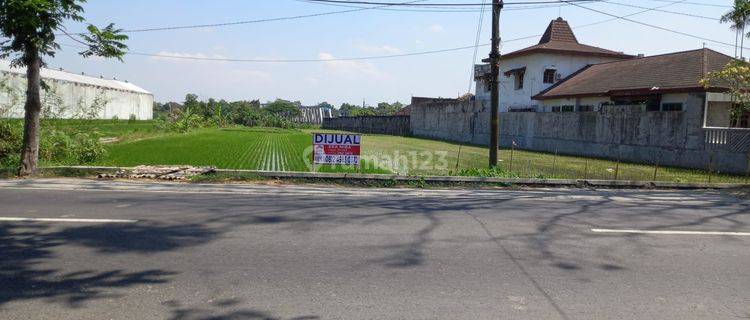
<box><xmin>312</xmin><ymin>133</ymin><xmax>361</xmax><ymax>171</ymax></box>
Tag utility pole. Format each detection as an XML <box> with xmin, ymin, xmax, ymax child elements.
<box><xmin>483</xmin><ymin>0</ymin><xmax>503</xmax><ymax>168</ymax></box>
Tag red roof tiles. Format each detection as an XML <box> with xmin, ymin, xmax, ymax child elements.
<box><xmin>502</xmin><ymin>18</ymin><xmax>633</xmax><ymax>60</ymax></box>
<box><xmin>533</xmin><ymin>48</ymin><xmax>734</xmax><ymax>100</ymax></box>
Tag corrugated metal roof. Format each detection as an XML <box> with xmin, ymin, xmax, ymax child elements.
<box><xmin>0</xmin><ymin>60</ymin><xmax>151</xmax><ymax>95</ymax></box>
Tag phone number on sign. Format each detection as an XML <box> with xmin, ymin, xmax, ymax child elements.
<box><xmin>314</xmin><ymin>155</ymin><xmax>360</xmax><ymax>165</ymax></box>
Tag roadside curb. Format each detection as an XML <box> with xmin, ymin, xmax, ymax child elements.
<box><xmin>27</xmin><ymin>166</ymin><xmax>750</xmax><ymax>190</ymax></box>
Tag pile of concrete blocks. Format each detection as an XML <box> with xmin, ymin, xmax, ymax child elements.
<box><xmin>98</xmin><ymin>165</ymin><xmax>216</xmax><ymax>181</ymax></box>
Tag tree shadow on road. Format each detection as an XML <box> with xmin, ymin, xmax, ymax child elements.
<box><xmin>164</xmin><ymin>298</ymin><xmax>319</xmax><ymax>320</ymax></box>
<box><xmin>0</xmin><ymin>221</ymin><xmax>202</xmax><ymax>308</ymax></box>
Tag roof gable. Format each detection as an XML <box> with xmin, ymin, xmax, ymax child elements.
<box><xmin>539</xmin><ymin>18</ymin><xmax>578</xmax><ymax>44</ymax></box>
<box><xmin>534</xmin><ymin>48</ymin><xmax>734</xmax><ymax>99</ymax></box>
<box><xmin>502</xmin><ymin>18</ymin><xmax>632</xmax><ymax>60</ymax></box>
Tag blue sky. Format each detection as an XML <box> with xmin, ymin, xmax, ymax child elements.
<box><xmin>48</xmin><ymin>0</ymin><xmax>736</xmax><ymax>105</ymax></box>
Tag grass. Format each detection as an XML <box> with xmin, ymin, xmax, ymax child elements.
<box><xmin>3</xmin><ymin>119</ymin><xmax>740</xmax><ymax>183</ymax></box>
<box><xmin>96</xmin><ymin>127</ymin><xmax>390</xmax><ymax>174</ymax></box>
<box><xmin>41</xmin><ymin>119</ymin><xmax>159</xmax><ymax>142</ymax></box>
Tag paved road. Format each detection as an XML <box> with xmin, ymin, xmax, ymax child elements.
<box><xmin>0</xmin><ymin>179</ymin><xmax>748</xmax><ymax>320</ymax></box>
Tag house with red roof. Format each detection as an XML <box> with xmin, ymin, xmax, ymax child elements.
<box><xmin>532</xmin><ymin>48</ymin><xmax>743</xmax><ymax>127</ymax></box>
<box><xmin>474</xmin><ymin>17</ymin><xmax>633</xmax><ymax>112</ymax></box>
<box><xmin>474</xmin><ymin>17</ymin><xmax>743</xmax><ymax>129</ymax></box>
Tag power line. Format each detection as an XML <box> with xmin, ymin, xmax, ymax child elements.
<box><xmin>467</xmin><ymin>0</ymin><xmax>488</xmax><ymax>94</ymax></box>
<box><xmin>602</xmin><ymin>1</ymin><xmax>719</xmax><ymax>21</ymax></box>
<box><xmin>558</xmin><ymin>0</ymin><xmax>738</xmax><ymax>50</ymax></box>
<box><xmin>58</xmin><ymin>0</ymin><xmax>736</xmax><ymax>64</ymax></box>
<box><xmin>62</xmin><ymin>0</ymin><xmax>430</xmax><ymax>35</ymax></box>
<box><xmin>295</xmin><ymin>0</ymin><xmax>569</xmax><ymax>12</ymax></box>
<box><xmin>641</xmin><ymin>0</ymin><xmax>730</xmax><ymax>8</ymax></box>
<box><xmin>306</xmin><ymin>0</ymin><xmax>602</xmax><ymax>6</ymax></box>
<box><xmin>61</xmin><ymin>0</ymin><xmax>603</xmax><ymax>35</ymax></box>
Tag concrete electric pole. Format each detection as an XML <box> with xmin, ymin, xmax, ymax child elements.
<box><xmin>484</xmin><ymin>0</ymin><xmax>502</xmax><ymax>168</ymax></box>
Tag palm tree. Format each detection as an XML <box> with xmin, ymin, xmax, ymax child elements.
<box><xmin>721</xmin><ymin>0</ymin><xmax>750</xmax><ymax>59</ymax></box>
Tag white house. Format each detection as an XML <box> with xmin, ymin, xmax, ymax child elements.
<box><xmin>475</xmin><ymin>17</ymin><xmax>633</xmax><ymax>112</ymax></box>
<box><xmin>0</xmin><ymin>61</ymin><xmax>153</xmax><ymax>120</ymax></box>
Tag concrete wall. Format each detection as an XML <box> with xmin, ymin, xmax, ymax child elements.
<box><xmin>411</xmin><ymin>93</ymin><xmax>750</xmax><ymax>174</ymax></box>
<box><xmin>322</xmin><ymin>116</ymin><xmax>411</xmax><ymax>136</ymax></box>
<box><xmin>0</xmin><ymin>71</ymin><xmax>153</xmax><ymax>120</ymax></box>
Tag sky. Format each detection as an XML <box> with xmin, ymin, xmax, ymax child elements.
<box><xmin>43</xmin><ymin>0</ymin><xmax>738</xmax><ymax>106</ymax></box>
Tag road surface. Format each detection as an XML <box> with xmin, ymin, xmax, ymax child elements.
<box><xmin>0</xmin><ymin>179</ymin><xmax>748</xmax><ymax>320</ymax></box>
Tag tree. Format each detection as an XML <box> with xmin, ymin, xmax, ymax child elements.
<box><xmin>183</xmin><ymin>94</ymin><xmax>200</xmax><ymax>114</ymax></box>
<box><xmin>375</xmin><ymin>102</ymin><xmax>405</xmax><ymax>116</ymax></box>
<box><xmin>701</xmin><ymin>60</ymin><xmax>750</xmax><ymax>122</ymax></box>
<box><xmin>721</xmin><ymin>0</ymin><xmax>750</xmax><ymax>59</ymax></box>
<box><xmin>317</xmin><ymin>101</ymin><xmax>334</xmax><ymax>109</ymax></box>
<box><xmin>265</xmin><ymin>99</ymin><xmax>300</xmax><ymax>117</ymax></box>
<box><xmin>0</xmin><ymin>0</ymin><xmax>127</xmax><ymax>175</ymax></box>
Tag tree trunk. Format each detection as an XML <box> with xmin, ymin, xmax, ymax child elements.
<box><xmin>742</xmin><ymin>25</ymin><xmax>746</xmax><ymax>60</ymax></box>
<box><xmin>18</xmin><ymin>53</ymin><xmax>42</xmax><ymax>176</ymax></box>
<box><xmin>736</xmin><ymin>29</ymin><xmax>740</xmax><ymax>58</ymax></box>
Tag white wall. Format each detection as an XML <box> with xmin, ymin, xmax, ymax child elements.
<box><xmin>475</xmin><ymin>53</ymin><xmax>626</xmax><ymax>112</ymax></box>
<box><xmin>0</xmin><ymin>71</ymin><xmax>153</xmax><ymax>120</ymax></box>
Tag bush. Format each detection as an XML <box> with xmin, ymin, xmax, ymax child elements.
<box><xmin>159</xmin><ymin>108</ymin><xmax>206</xmax><ymax>133</ymax></box>
<box><xmin>0</xmin><ymin>121</ymin><xmax>22</xmax><ymax>167</ymax></box>
<box><xmin>40</xmin><ymin>130</ymin><xmax>73</xmax><ymax>162</ymax></box>
<box><xmin>128</xmin><ymin>114</ymin><xmax>137</xmax><ymax>124</ymax></box>
<box><xmin>72</xmin><ymin>133</ymin><xmax>106</xmax><ymax>164</ymax></box>
<box><xmin>0</xmin><ymin>121</ymin><xmax>106</xmax><ymax>167</ymax></box>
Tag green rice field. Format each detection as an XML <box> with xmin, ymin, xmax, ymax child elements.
<box><xmin>86</xmin><ymin>125</ymin><xmax>750</xmax><ymax>183</ymax></box>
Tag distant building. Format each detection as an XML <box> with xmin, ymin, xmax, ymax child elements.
<box><xmin>292</xmin><ymin>106</ymin><xmax>333</xmax><ymax>124</ymax></box>
<box><xmin>0</xmin><ymin>61</ymin><xmax>153</xmax><ymax>120</ymax></box>
<box><xmin>474</xmin><ymin>17</ymin><xmax>632</xmax><ymax>112</ymax></box>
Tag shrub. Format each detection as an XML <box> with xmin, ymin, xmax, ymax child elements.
<box><xmin>128</xmin><ymin>114</ymin><xmax>137</xmax><ymax>124</ymax></box>
<box><xmin>39</xmin><ymin>130</ymin><xmax>73</xmax><ymax>162</ymax></box>
<box><xmin>0</xmin><ymin>122</ymin><xmax>106</xmax><ymax>167</ymax></box>
<box><xmin>72</xmin><ymin>133</ymin><xmax>106</xmax><ymax>164</ymax></box>
<box><xmin>0</xmin><ymin>121</ymin><xmax>22</xmax><ymax>167</ymax></box>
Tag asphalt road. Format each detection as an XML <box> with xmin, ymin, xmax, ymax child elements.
<box><xmin>0</xmin><ymin>179</ymin><xmax>748</xmax><ymax>320</ymax></box>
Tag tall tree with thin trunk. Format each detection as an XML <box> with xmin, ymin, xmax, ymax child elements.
<box><xmin>721</xmin><ymin>0</ymin><xmax>750</xmax><ymax>59</ymax></box>
<box><xmin>0</xmin><ymin>0</ymin><xmax>127</xmax><ymax>176</ymax></box>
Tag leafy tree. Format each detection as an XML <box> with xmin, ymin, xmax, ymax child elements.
<box><xmin>375</xmin><ymin>102</ymin><xmax>405</xmax><ymax>116</ymax></box>
<box><xmin>0</xmin><ymin>0</ymin><xmax>128</xmax><ymax>175</ymax></box>
<box><xmin>265</xmin><ymin>99</ymin><xmax>300</xmax><ymax>117</ymax></box>
<box><xmin>701</xmin><ymin>59</ymin><xmax>750</xmax><ymax>121</ymax></box>
<box><xmin>338</xmin><ymin>103</ymin><xmax>358</xmax><ymax>117</ymax></box>
<box><xmin>183</xmin><ymin>94</ymin><xmax>200</xmax><ymax>114</ymax></box>
<box><xmin>721</xmin><ymin>0</ymin><xmax>750</xmax><ymax>59</ymax></box>
<box><xmin>317</xmin><ymin>101</ymin><xmax>334</xmax><ymax>109</ymax></box>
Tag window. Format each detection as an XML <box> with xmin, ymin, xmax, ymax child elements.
<box><xmin>561</xmin><ymin>105</ymin><xmax>575</xmax><ymax>112</ymax></box>
<box><xmin>661</xmin><ymin>103</ymin><xmax>683</xmax><ymax>112</ymax></box>
<box><xmin>515</xmin><ymin>71</ymin><xmax>525</xmax><ymax>90</ymax></box>
<box><xmin>543</xmin><ymin>69</ymin><xmax>556</xmax><ymax>84</ymax></box>
<box><xmin>551</xmin><ymin>106</ymin><xmax>561</xmax><ymax>112</ymax></box>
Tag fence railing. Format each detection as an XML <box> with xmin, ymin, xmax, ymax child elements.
<box><xmin>704</xmin><ymin>128</ymin><xmax>750</xmax><ymax>153</ymax></box>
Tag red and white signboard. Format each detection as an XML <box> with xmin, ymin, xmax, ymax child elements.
<box><xmin>313</xmin><ymin>133</ymin><xmax>361</xmax><ymax>165</ymax></box>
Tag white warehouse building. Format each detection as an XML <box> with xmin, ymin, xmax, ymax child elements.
<box><xmin>0</xmin><ymin>61</ymin><xmax>153</xmax><ymax>120</ymax></box>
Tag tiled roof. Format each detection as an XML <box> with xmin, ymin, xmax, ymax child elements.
<box><xmin>534</xmin><ymin>48</ymin><xmax>734</xmax><ymax>100</ymax></box>
<box><xmin>502</xmin><ymin>18</ymin><xmax>633</xmax><ymax>60</ymax></box>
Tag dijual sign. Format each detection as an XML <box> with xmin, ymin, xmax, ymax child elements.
<box><xmin>312</xmin><ymin>133</ymin><xmax>361</xmax><ymax>165</ymax></box>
